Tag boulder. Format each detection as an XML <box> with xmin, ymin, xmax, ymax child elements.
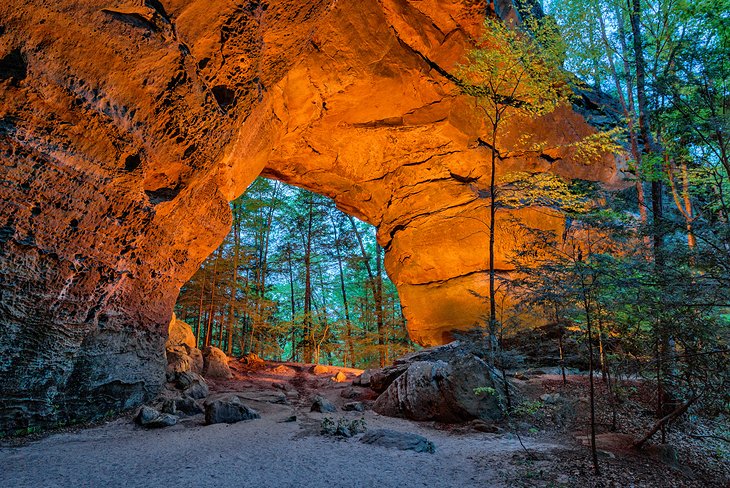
<box><xmin>167</xmin><ymin>315</ymin><xmax>197</xmax><ymax>350</ymax></box>
<box><xmin>188</xmin><ymin>348</ymin><xmax>204</xmax><ymax>374</ymax></box>
<box><xmin>310</xmin><ymin>395</ymin><xmax>337</xmax><ymax>413</ymax></box>
<box><xmin>331</xmin><ymin>371</ymin><xmax>347</xmax><ymax>383</ymax></box>
<box><xmin>162</xmin><ymin>396</ymin><xmax>204</xmax><ymax>416</ymax></box>
<box><xmin>368</xmin><ymin>364</ymin><xmax>409</xmax><ymax>393</ymax></box>
<box><xmin>373</xmin><ymin>350</ymin><xmax>504</xmax><ymax>423</ymax></box>
<box><xmin>360</xmin><ymin>429</ymin><xmax>435</xmax><ymax>453</ymax></box>
<box><xmin>340</xmin><ymin>387</ymin><xmax>378</xmax><ymax>401</ymax></box>
<box><xmin>202</xmin><ymin>346</ymin><xmax>232</xmax><ymax>379</ymax></box>
<box><xmin>173</xmin><ymin>371</ymin><xmax>209</xmax><ymax>399</ymax></box>
<box><xmin>135</xmin><ymin>406</ymin><xmax>177</xmax><ymax>428</ymax></box>
<box><xmin>311</xmin><ymin>364</ymin><xmax>330</xmax><ymax>375</ymax></box>
<box><xmin>165</xmin><ymin>316</ymin><xmax>204</xmax><ymax>375</ymax></box>
<box><xmin>352</xmin><ymin>370</ymin><xmax>372</xmax><ymax>387</ymax></box>
<box><xmin>204</xmin><ymin>395</ymin><xmax>260</xmax><ymax>425</ymax></box>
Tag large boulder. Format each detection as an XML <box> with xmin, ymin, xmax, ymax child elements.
<box><xmin>165</xmin><ymin>316</ymin><xmax>203</xmax><ymax>374</ymax></box>
<box><xmin>204</xmin><ymin>395</ymin><xmax>260</xmax><ymax>425</ymax></box>
<box><xmin>373</xmin><ymin>346</ymin><xmax>504</xmax><ymax>423</ymax></box>
<box><xmin>167</xmin><ymin>315</ymin><xmax>197</xmax><ymax>350</ymax></box>
<box><xmin>202</xmin><ymin>346</ymin><xmax>233</xmax><ymax>379</ymax></box>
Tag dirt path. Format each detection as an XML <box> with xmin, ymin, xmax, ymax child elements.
<box><xmin>0</xmin><ymin>362</ymin><xmax>559</xmax><ymax>488</ymax></box>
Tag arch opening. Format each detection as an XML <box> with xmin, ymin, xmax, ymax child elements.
<box><xmin>175</xmin><ymin>177</ymin><xmax>415</xmax><ymax>369</ymax></box>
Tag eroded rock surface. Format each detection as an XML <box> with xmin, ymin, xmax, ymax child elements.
<box><xmin>0</xmin><ymin>0</ymin><xmax>619</xmax><ymax>431</ymax></box>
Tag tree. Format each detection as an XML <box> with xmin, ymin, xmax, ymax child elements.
<box><xmin>458</xmin><ymin>12</ymin><xmax>573</xmax><ymax>353</ymax></box>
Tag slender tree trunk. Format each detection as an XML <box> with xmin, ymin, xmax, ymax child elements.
<box><xmin>331</xmin><ymin>216</ymin><xmax>354</xmax><ymax>367</ymax></box>
<box><xmin>375</xmin><ymin>242</ymin><xmax>386</xmax><ymax>367</ymax></box>
<box><xmin>630</xmin><ymin>0</ymin><xmax>669</xmax><ymax>433</ymax></box>
<box><xmin>286</xmin><ymin>246</ymin><xmax>297</xmax><ymax>361</ymax></box>
<box><xmin>578</xmin><ymin>253</ymin><xmax>600</xmax><ymax>475</ymax></box>
<box><xmin>558</xmin><ymin>324</ymin><xmax>567</xmax><ymax>386</ymax></box>
<box><xmin>196</xmin><ymin>266</ymin><xmax>207</xmax><ymax>349</ymax></box>
<box><xmin>205</xmin><ymin>246</ymin><xmax>223</xmax><ymax>348</ymax></box>
<box><xmin>226</xmin><ymin>206</ymin><xmax>241</xmax><ymax>355</ymax></box>
<box><xmin>303</xmin><ymin>194</ymin><xmax>314</xmax><ymax>363</ymax></box>
<box><xmin>348</xmin><ymin>216</ymin><xmax>386</xmax><ymax>366</ymax></box>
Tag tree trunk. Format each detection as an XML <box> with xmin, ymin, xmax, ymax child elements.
<box><xmin>331</xmin><ymin>216</ymin><xmax>355</xmax><ymax>367</ymax></box>
<box><xmin>226</xmin><ymin>204</ymin><xmax>241</xmax><ymax>355</ymax></box>
<box><xmin>348</xmin><ymin>216</ymin><xmax>385</xmax><ymax>367</ymax></box>
<box><xmin>375</xmin><ymin>241</ymin><xmax>386</xmax><ymax>367</ymax></box>
<box><xmin>303</xmin><ymin>193</ymin><xmax>314</xmax><ymax>363</ymax></box>
<box><xmin>196</xmin><ymin>266</ymin><xmax>207</xmax><ymax>349</ymax></box>
<box><xmin>205</xmin><ymin>246</ymin><xmax>223</xmax><ymax>348</ymax></box>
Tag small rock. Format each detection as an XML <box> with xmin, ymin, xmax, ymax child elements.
<box><xmin>270</xmin><ymin>365</ymin><xmax>294</xmax><ymax>375</ymax></box>
<box><xmin>539</xmin><ymin>393</ymin><xmax>561</xmax><ymax>404</ymax></box>
<box><xmin>161</xmin><ymin>399</ymin><xmax>177</xmax><ymax>415</ymax></box>
<box><xmin>135</xmin><ymin>406</ymin><xmax>177</xmax><ymax>428</ymax></box>
<box><xmin>360</xmin><ymin>429</ymin><xmax>435</xmax><ymax>453</ymax></box>
<box><xmin>175</xmin><ymin>396</ymin><xmax>204</xmax><ymax>415</ymax></box>
<box><xmin>311</xmin><ymin>395</ymin><xmax>337</xmax><ymax>413</ymax></box>
<box><xmin>279</xmin><ymin>415</ymin><xmax>297</xmax><ymax>423</ymax></box>
<box><xmin>471</xmin><ymin>419</ymin><xmax>500</xmax><ymax>433</ymax></box>
<box><xmin>353</xmin><ymin>370</ymin><xmax>372</xmax><ymax>387</ymax></box>
<box><xmin>331</xmin><ymin>371</ymin><xmax>347</xmax><ymax>383</ymax></box>
<box><xmin>311</xmin><ymin>364</ymin><xmax>330</xmax><ymax>375</ymax></box>
<box><xmin>240</xmin><ymin>352</ymin><xmax>265</xmax><ymax>368</ymax></box>
<box><xmin>321</xmin><ymin>417</ymin><xmax>366</xmax><ymax>437</ymax></box>
<box><xmin>204</xmin><ymin>395</ymin><xmax>260</xmax><ymax>425</ymax></box>
<box><xmin>343</xmin><ymin>401</ymin><xmax>365</xmax><ymax>412</ymax></box>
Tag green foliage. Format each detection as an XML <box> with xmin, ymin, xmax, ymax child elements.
<box><xmin>458</xmin><ymin>14</ymin><xmax>572</xmax><ymax>128</ymax></box>
<box><xmin>474</xmin><ymin>386</ymin><xmax>497</xmax><ymax>396</ymax></box>
<box><xmin>513</xmin><ymin>400</ymin><xmax>544</xmax><ymax>416</ymax></box>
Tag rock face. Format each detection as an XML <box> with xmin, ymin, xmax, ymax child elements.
<box><xmin>0</xmin><ymin>0</ymin><xmax>620</xmax><ymax>431</ymax></box>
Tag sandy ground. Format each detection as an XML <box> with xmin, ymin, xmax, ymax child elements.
<box><xmin>0</xmin><ymin>362</ymin><xmax>558</xmax><ymax>488</ymax></box>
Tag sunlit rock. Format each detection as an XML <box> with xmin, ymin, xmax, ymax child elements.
<box><xmin>202</xmin><ymin>346</ymin><xmax>232</xmax><ymax>379</ymax></box>
<box><xmin>0</xmin><ymin>0</ymin><xmax>619</xmax><ymax>430</ymax></box>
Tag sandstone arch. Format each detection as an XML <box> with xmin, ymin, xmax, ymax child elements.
<box><xmin>0</xmin><ymin>0</ymin><xmax>620</xmax><ymax>431</ymax></box>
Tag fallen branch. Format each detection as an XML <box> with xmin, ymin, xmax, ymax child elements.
<box><xmin>632</xmin><ymin>394</ymin><xmax>701</xmax><ymax>449</ymax></box>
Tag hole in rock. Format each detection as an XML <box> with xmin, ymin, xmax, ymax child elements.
<box><xmin>211</xmin><ymin>85</ymin><xmax>236</xmax><ymax>112</ymax></box>
<box><xmin>0</xmin><ymin>48</ymin><xmax>27</xmax><ymax>84</ymax></box>
<box><xmin>123</xmin><ymin>153</ymin><xmax>142</xmax><ymax>171</ymax></box>
<box><xmin>175</xmin><ymin>178</ymin><xmax>415</xmax><ymax>368</ymax></box>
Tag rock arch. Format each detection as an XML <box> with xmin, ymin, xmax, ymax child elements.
<box><xmin>0</xmin><ymin>0</ymin><xmax>619</xmax><ymax>431</ymax></box>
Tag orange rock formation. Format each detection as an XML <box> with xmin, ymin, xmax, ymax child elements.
<box><xmin>0</xmin><ymin>0</ymin><xmax>620</xmax><ymax>430</ymax></box>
